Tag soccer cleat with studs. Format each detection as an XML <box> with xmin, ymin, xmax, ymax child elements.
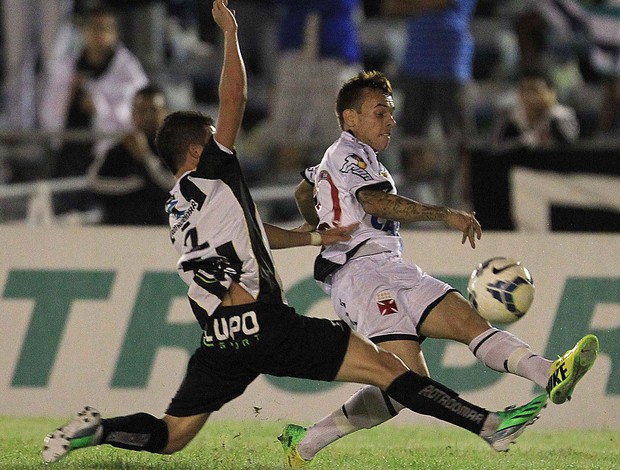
<box><xmin>42</xmin><ymin>406</ymin><xmax>101</xmax><ymax>463</ymax></box>
<box><xmin>546</xmin><ymin>334</ymin><xmax>599</xmax><ymax>405</ymax></box>
<box><xmin>483</xmin><ymin>394</ymin><xmax>547</xmax><ymax>452</ymax></box>
<box><xmin>278</xmin><ymin>424</ymin><xmax>311</xmax><ymax>468</ymax></box>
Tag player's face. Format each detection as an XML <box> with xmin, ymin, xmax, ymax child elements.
<box><xmin>348</xmin><ymin>89</ymin><xmax>396</xmax><ymax>152</ymax></box>
<box><xmin>84</xmin><ymin>14</ymin><xmax>118</xmax><ymax>54</ymax></box>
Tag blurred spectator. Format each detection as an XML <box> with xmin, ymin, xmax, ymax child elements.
<box><xmin>38</xmin><ymin>4</ymin><xmax>148</xmax><ymax>214</ymax></box>
<box><xmin>88</xmin><ymin>85</ymin><xmax>174</xmax><ymax>225</ymax></box>
<box><xmin>0</xmin><ymin>0</ymin><xmax>74</xmax><ymax>130</ymax></box>
<box><xmin>514</xmin><ymin>0</ymin><xmax>620</xmax><ymax>136</ymax></box>
<box><xmin>232</xmin><ymin>0</ymin><xmax>277</xmax><ymax>129</ymax></box>
<box><xmin>101</xmin><ymin>0</ymin><xmax>167</xmax><ymax>81</ymax></box>
<box><xmin>492</xmin><ymin>67</ymin><xmax>579</xmax><ymax>153</ymax></box>
<box><xmin>257</xmin><ymin>0</ymin><xmax>363</xmax><ymax>182</ymax></box>
<box><xmin>382</xmin><ymin>0</ymin><xmax>478</xmax><ymax>208</ymax></box>
<box><xmin>190</xmin><ymin>0</ymin><xmax>276</xmax><ymax>127</ymax></box>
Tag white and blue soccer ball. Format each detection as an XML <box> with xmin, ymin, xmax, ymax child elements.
<box><xmin>467</xmin><ymin>257</ymin><xmax>535</xmax><ymax>324</ymax></box>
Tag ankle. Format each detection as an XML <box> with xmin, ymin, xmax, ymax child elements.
<box><xmin>479</xmin><ymin>412</ymin><xmax>500</xmax><ymax>438</ymax></box>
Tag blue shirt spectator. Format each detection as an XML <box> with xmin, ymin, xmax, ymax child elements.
<box><xmin>276</xmin><ymin>0</ymin><xmax>362</xmax><ymax>63</ymax></box>
<box><xmin>401</xmin><ymin>0</ymin><xmax>477</xmax><ymax>81</ymax></box>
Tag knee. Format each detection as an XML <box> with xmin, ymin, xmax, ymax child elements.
<box><xmin>445</xmin><ymin>296</ymin><xmax>491</xmax><ymax>343</ymax></box>
<box><xmin>453</xmin><ymin>310</ymin><xmax>491</xmax><ymax>344</ymax></box>
<box><xmin>160</xmin><ymin>416</ymin><xmax>204</xmax><ymax>454</ymax></box>
<box><xmin>161</xmin><ymin>437</ymin><xmax>189</xmax><ymax>454</ymax></box>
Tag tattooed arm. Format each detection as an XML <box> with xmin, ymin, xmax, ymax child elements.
<box><xmin>358</xmin><ymin>189</ymin><xmax>482</xmax><ymax>248</ymax></box>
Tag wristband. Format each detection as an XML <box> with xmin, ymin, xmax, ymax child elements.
<box><xmin>309</xmin><ymin>231</ymin><xmax>322</xmax><ymax>246</ymax></box>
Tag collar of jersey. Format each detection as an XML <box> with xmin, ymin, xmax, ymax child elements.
<box><xmin>342</xmin><ymin>130</ymin><xmax>377</xmax><ymax>160</ymax></box>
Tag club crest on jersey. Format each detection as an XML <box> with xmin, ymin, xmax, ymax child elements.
<box><xmin>340</xmin><ymin>154</ymin><xmax>372</xmax><ymax>181</ymax></box>
<box><xmin>376</xmin><ymin>290</ymin><xmax>398</xmax><ymax>316</ymax></box>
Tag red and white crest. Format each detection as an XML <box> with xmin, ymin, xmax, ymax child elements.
<box><xmin>376</xmin><ymin>290</ymin><xmax>398</xmax><ymax>315</ymax></box>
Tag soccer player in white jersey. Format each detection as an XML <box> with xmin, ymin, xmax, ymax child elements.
<box><xmin>41</xmin><ymin>2</ymin><xmax>550</xmax><ymax>466</ymax></box>
<box><xmin>283</xmin><ymin>70</ymin><xmax>600</xmax><ymax>467</ymax></box>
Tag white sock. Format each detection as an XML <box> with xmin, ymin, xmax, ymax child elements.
<box><xmin>469</xmin><ymin>328</ymin><xmax>552</xmax><ymax>388</ymax></box>
<box><xmin>299</xmin><ymin>385</ymin><xmax>403</xmax><ymax>460</ymax></box>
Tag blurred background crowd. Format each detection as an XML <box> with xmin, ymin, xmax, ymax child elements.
<box><xmin>0</xmin><ymin>0</ymin><xmax>618</xmax><ymax>226</ymax></box>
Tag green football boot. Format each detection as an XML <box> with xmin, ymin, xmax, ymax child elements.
<box><xmin>278</xmin><ymin>424</ymin><xmax>311</xmax><ymax>468</ymax></box>
<box><xmin>546</xmin><ymin>334</ymin><xmax>599</xmax><ymax>405</ymax></box>
<box><xmin>483</xmin><ymin>394</ymin><xmax>547</xmax><ymax>452</ymax></box>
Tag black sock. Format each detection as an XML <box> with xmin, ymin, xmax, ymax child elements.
<box><xmin>101</xmin><ymin>413</ymin><xmax>169</xmax><ymax>453</ymax></box>
<box><xmin>386</xmin><ymin>371</ymin><xmax>488</xmax><ymax>434</ymax></box>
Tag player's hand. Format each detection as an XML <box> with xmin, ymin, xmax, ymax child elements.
<box><xmin>212</xmin><ymin>0</ymin><xmax>237</xmax><ymax>34</ymax></box>
<box><xmin>445</xmin><ymin>209</ymin><xmax>481</xmax><ymax>248</ymax></box>
<box><xmin>317</xmin><ymin>223</ymin><xmax>360</xmax><ymax>246</ymax></box>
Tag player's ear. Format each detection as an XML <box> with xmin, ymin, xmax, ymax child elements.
<box><xmin>342</xmin><ymin>108</ymin><xmax>357</xmax><ymax>129</ymax></box>
<box><xmin>188</xmin><ymin>143</ymin><xmax>203</xmax><ymax>162</ymax></box>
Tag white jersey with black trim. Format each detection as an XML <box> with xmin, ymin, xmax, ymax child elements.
<box><xmin>309</xmin><ymin>131</ymin><xmax>403</xmax><ymax>268</ymax></box>
<box><xmin>166</xmin><ymin>137</ymin><xmax>286</xmax><ymax>319</ymax></box>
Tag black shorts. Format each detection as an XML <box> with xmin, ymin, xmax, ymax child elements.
<box><xmin>166</xmin><ymin>301</ymin><xmax>351</xmax><ymax>417</ymax></box>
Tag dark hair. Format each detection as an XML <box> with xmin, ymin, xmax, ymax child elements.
<box><xmin>155</xmin><ymin>111</ymin><xmax>214</xmax><ymax>174</ymax></box>
<box><xmin>336</xmin><ymin>71</ymin><xmax>393</xmax><ymax>130</ymax></box>
<box><xmin>135</xmin><ymin>84</ymin><xmax>167</xmax><ymax>103</ymax></box>
<box><xmin>519</xmin><ymin>66</ymin><xmax>555</xmax><ymax>89</ymax></box>
<box><xmin>84</xmin><ymin>4</ymin><xmax>118</xmax><ymax>23</ymax></box>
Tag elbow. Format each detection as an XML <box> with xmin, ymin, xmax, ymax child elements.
<box><xmin>237</xmin><ymin>86</ymin><xmax>248</xmax><ymax>105</ymax></box>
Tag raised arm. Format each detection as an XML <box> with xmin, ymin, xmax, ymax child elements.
<box><xmin>358</xmin><ymin>189</ymin><xmax>482</xmax><ymax>248</ymax></box>
<box><xmin>212</xmin><ymin>0</ymin><xmax>247</xmax><ymax>150</ymax></box>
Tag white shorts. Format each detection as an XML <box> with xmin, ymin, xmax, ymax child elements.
<box><xmin>328</xmin><ymin>252</ymin><xmax>454</xmax><ymax>343</ymax></box>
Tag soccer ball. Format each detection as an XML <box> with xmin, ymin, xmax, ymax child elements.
<box><xmin>467</xmin><ymin>257</ymin><xmax>535</xmax><ymax>324</ymax></box>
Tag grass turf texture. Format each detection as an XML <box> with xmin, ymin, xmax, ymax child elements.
<box><xmin>1</xmin><ymin>417</ymin><xmax>618</xmax><ymax>469</ymax></box>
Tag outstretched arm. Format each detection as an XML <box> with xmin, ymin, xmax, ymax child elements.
<box><xmin>212</xmin><ymin>0</ymin><xmax>247</xmax><ymax>150</ymax></box>
<box><xmin>358</xmin><ymin>189</ymin><xmax>482</xmax><ymax>248</ymax></box>
<box><xmin>264</xmin><ymin>223</ymin><xmax>359</xmax><ymax>250</ymax></box>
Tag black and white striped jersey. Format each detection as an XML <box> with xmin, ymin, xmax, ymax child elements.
<box><xmin>166</xmin><ymin>137</ymin><xmax>286</xmax><ymax>320</ymax></box>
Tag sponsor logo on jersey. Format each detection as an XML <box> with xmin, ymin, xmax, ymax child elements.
<box><xmin>377</xmin><ymin>290</ymin><xmax>398</xmax><ymax>315</ymax></box>
<box><xmin>340</xmin><ymin>154</ymin><xmax>372</xmax><ymax>181</ymax></box>
<box><xmin>169</xmin><ymin>199</ymin><xmax>198</xmax><ymax>238</ymax></box>
<box><xmin>165</xmin><ymin>197</ymin><xmax>179</xmax><ymax>215</ymax></box>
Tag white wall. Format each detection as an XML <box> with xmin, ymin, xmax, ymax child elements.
<box><xmin>0</xmin><ymin>227</ymin><xmax>617</xmax><ymax>429</ymax></box>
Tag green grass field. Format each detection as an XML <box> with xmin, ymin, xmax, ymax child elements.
<box><xmin>1</xmin><ymin>417</ymin><xmax>618</xmax><ymax>470</ymax></box>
